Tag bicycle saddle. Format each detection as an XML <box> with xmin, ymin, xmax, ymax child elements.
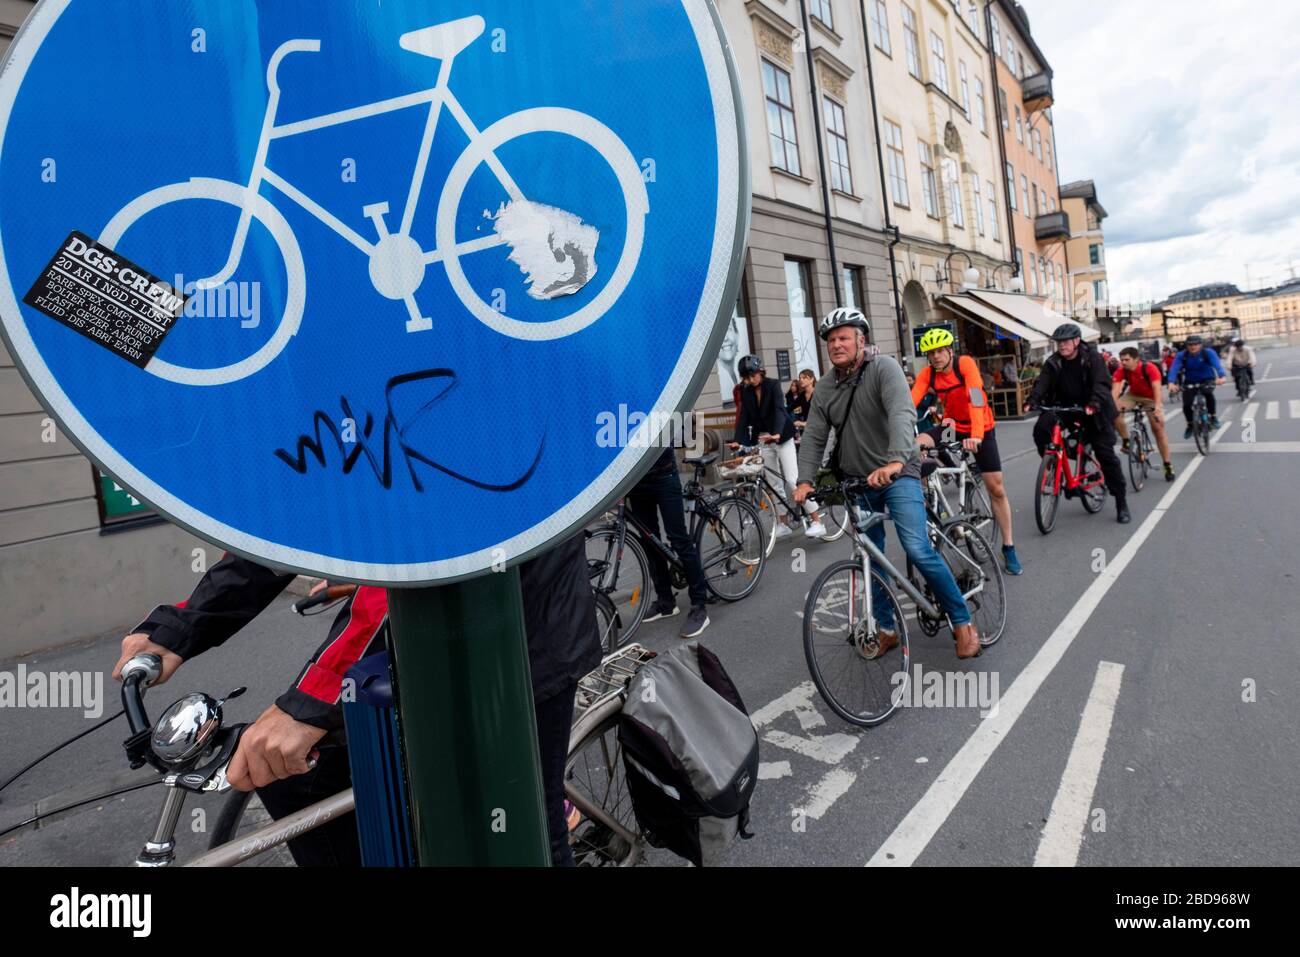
<box><xmin>399</xmin><ymin>16</ymin><xmax>486</xmax><ymax>60</ymax></box>
<box><xmin>684</xmin><ymin>452</ymin><xmax>719</xmax><ymax>467</ymax></box>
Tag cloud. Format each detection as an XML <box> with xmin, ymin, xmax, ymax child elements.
<box><xmin>1023</xmin><ymin>0</ymin><xmax>1300</xmax><ymax>300</ymax></box>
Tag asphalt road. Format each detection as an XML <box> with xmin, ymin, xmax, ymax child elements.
<box><xmin>3</xmin><ymin>345</ymin><xmax>1299</xmax><ymax>868</ymax></box>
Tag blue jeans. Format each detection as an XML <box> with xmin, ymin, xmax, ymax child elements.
<box><xmin>857</xmin><ymin>476</ymin><xmax>971</xmax><ymax>629</ymax></box>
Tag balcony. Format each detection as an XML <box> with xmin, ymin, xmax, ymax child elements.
<box><xmin>1022</xmin><ymin>72</ymin><xmax>1054</xmax><ymax>112</ymax></box>
<box><xmin>1035</xmin><ymin>210</ymin><xmax>1070</xmax><ymax>241</ymax></box>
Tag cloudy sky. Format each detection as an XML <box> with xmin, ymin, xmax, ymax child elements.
<box><xmin>1023</xmin><ymin>0</ymin><xmax>1300</xmax><ymax>304</ymax></box>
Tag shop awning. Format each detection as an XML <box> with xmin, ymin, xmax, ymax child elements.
<box><xmin>968</xmin><ymin>290</ymin><xmax>1102</xmax><ymax>342</ymax></box>
<box><xmin>938</xmin><ymin>294</ymin><xmax>1049</xmax><ymax>348</ymax></box>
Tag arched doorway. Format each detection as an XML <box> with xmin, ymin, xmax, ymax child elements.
<box><xmin>902</xmin><ymin>280</ymin><xmax>929</xmax><ymax>362</ymax></box>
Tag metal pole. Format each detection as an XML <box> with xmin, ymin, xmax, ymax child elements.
<box><xmin>797</xmin><ymin>0</ymin><xmax>843</xmax><ymax>309</ymax></box>
<box><xmin>386</xmin><ymin>569</ymin><xmax>551</xmax><ymax>866</ymax></box>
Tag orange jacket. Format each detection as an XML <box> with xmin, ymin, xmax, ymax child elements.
<box><xmin>911</xmin><ymin>354</ymin><xmax>995</xmax><ymax>439</ymax></box>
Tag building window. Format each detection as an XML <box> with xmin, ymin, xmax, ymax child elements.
<box><xmin>902</xmin><ymin>5</ymin><xmax>922</xmax><ymax>79</ymax></box>
<box><xmin>1006</xmin><ymin>162</ymin><xmax>1016</xmax><ymax>210</ymax></box>
<box><xmin>1039</xmin><ymin>187</ymin><xmax>1049</xmax><ymax>215</ymax></box>
<box><xmin>1027</xmin><ymin>253</ymin><xmax>1038</xmax><ymax>295</ymax></box>
<box><xmin>785</xmin><ymin>259</ymin><xmax>821</xmax><ymax>377</ymax></box>
<box><xmin>824</xmin><ymin>96</ymin><xmax>853</xmax><ymax>194</ymax></box>
<box><xmin>946</xmin><ymin>159</ymin><xmax>964</xmax><ymax>228</ymax></box>
<box><xmin>843</xmin><ymin>265</ymin><xmax>865</xmax><ymax>311</ymax></box>
<box><xmin>762</xmin><ymin>60</ymin><xmax>801</xmax><ymax>176</ymax></box>
<box><xmin>869</xmin><ymin>0</ymin><xmax>891</xmax><ymax>55</ymax></box>
<box><xmin>1005</xmin><ymin>35</ymin><xmax>1015</xmax><ymax>67</ymax></box>
<box><xmin>1021</xmin><ymin>174</ymin><xmax>1030</xmax><ymax>216</ymax></box>
<box><xmin>971</xmin><ymin>175</ymin><xmax>985</xmax><ymax>235</ymax></box>
<box><xmin>1093</xmin><ymin>279</ymin><xmax>1108</xmax><ymax>305</ymax></box>
<box><xmin>1032</xmin><ymin>182</ymin><xmax>1040</xmax><ymax>216</ymax></box>
<box><xmin>810</xmin><ymin>0</ymin><xmax>834</xmax><ymax>31</ymax></box>
<box><xmin>968</xmin><ymin>2</ymin><xmax>981</xmax><ymax>39</ymax></box>
<box><xmin>990</xmin><ymin>13</ymin><xmax>1001</xmax><ymax>58</ymax></box>
<box><xmin>998</xmin><ymin>88</ymin><xmax>1009</xmax><ymax>130</ymax></box>
<box><xmin>884</xmin><ymin>119</ymin><xmax>910</xmax><ymax>206</ymax></box>
<box><xmin>1090</xmin><ymin>243</ymin><xmax>1103</xmax><ymax>266</ymax></box>
<box><xmin>1034</xmin><ymin>128</ymin><xmax>1044</xmax><ymax>162</ymax></box>
<box><xmin>975</xmin><ymin>78</ymin><xmax>987</xmax><ymax>132</ymax></box>
<box><xmin>1013</xmin><ymin>247</ymin><xmax>1023</xmax><ymax>284</ymax></box>
<box><xmin>929</xmin><ymin>31</ymin><xmax>949</xmax><ymax>94</ymax></box>
<box><xmin>986</xmin><ymin>180</ymin><xmax>1000</xmax><ymax>241</ymax></box>
<box><xmin>1045</xmin><ymin>141</ymin><xmax>1052</xmax><ymax>172</ymax></box>
<box><xmin>958</xmin><ymin>60</ymin><xmax>971</xmax><ymax>115</ymax></box>
<box><xmin>1014</xmin><ymin>105</ymin><xmax>1023</xmax><ymax>142</ymax></box>
<box><xmin>1018</xmin><ymin>51</ymin><xmax>1026</xmax><ymax>78</ymax></box>
<box><xmin>920</xmin><ymin>141</ymin><xmax>939</xmax><ymax>218</ymax></box>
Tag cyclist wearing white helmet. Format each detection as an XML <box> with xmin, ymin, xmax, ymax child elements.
<box><xmin>794</xmin><ymin>308</ymin><xmax>984</xmax><ymax>658</ymax></box>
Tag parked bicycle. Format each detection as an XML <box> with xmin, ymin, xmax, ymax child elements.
<box><xmin>1183</xmin><ymin>381</ymin><xmax>1217</xmax><ymax>455</ymax></box>
<box><xmin>586</xmin><ymin>452</ymin><xmax>767</xmax><ymax>642</ymax></box>
<box><xmin>722</xmin><ymin>445</ymin><xmax>849</xmax><ymax>557</ymax></box>
<box><xmin>802</xmin><ymin>471</ymin><xmax>1005</xmax><ymax>729</ymax></box>
<box><xmin>1032</xmin><ymin>406</ymin><xmax>1108</xmax><ymax>535</ymax></box>
<box><xmin>1123</xmin><ymin>405</ymin><xmax>1155</xmax><ymax>492</ymax></box>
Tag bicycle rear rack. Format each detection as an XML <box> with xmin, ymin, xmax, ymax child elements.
<box><xmin>573</xmin><ymin>643</ymin><xmax>655</xmax><ymax>718</ymax></box>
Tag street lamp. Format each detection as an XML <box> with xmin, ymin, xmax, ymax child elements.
<box><xmin>942</xmin><ymin>250</ymin><xmax>981</xmax><ymax>290</ymax></box>
<box><xmin>988</xmin><ymin>262</ymin><xmax>1019</xmax><ymax>292</ymax></box>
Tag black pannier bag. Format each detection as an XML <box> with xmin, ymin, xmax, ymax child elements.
<box><xmin>618</xmin><ymin>643</ymin><xmax>758</xmax><ymax>866</ymax></box>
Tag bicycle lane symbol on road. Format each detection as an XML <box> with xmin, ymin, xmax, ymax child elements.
<box><xmin>0</xmin><ymin>1</ymin><xmax>747</xmax><ymax>583</ymax></box>
<box><xmin>751</xmin><ymin>682</ymin><xmax>867</xmax><ymax>827</ymax></box>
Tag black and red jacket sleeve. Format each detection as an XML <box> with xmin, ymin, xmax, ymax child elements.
<box><xmin>275</xmin><ymin>585</ymin><xmax>389</xmax><ymax>731</ymax></box>
<box><xmin>132</xmin><ymin>552</ymin><xmax>296</xmax><ymax>660</ymax></box>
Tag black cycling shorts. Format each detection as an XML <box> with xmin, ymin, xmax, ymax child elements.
<box><xmin>922</xmin><ymin>424</ymin><xmax>1003</xmax><ymax>474</ymax></box>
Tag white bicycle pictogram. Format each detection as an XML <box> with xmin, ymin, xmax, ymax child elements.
<box><xmin>99</xmin><ymin>16</ymin><xmax>651</xmax><ymax>387</ymax></box>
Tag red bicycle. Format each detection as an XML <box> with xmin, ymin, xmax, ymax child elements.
<box><xmin>1033</xmin><ymin>405</ymin><xmax>1107</xmax><ymax>534</ymax></box>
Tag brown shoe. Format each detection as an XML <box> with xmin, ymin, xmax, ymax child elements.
<box><xmin>861</xmin><ymin>627</ymin><xmax>900</xmax><ymax>660</ymax></box>
<box><xmin>954</xmin><ymin>623</ymin><xmax>982</xmax><ymax>659</ymax></box>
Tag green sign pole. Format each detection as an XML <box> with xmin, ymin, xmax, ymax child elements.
<box><xmin>385</xmin><ymin>569</ymin><xmax>551</xmax><ymax>866</ymax></box>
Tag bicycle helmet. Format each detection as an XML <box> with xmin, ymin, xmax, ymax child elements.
<box><xmin>1051</xmin><ymin>323</ymin><xmax>1082</xmax><ymax>341</ymax></box>
<box><xmin>1233</xmin><ymin>338</ymin><xmax>1245</xmax><ymax>347</ymax></box>
<box><xmin>818</xmin><ymin>307</ymin><xmax>870</xmax><ymax>341</ymax></box>
<box><xmin>737</xmin><ymin>354</ymin><xmax>764</xmax><ymax>377</ymax></box>
<box><xmin>918</xmin><ymin>327</ymin><xmax>955</xmax><ymax>354</ymax></box>
<box><xmin>1185</xmin><ymin>334</ymin><xmax>1203</xmax><ymax>345</ymax></box>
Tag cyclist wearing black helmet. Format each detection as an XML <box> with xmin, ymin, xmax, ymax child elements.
<box><xmin>730</xmin><ymin>354</ymin><xmax>827</xmax><ymax>539</ymax></box>
<box><xmin>1223</xmin><ymin>338</ymin><xmax>1256</xmax><ymax>397</ymax></box>
<box><xmin>1168</xmin><ymin>335</ymin><xmax>1226</xmax><ymax>436</ymax></box>
<box><xmin>1027</xmin><ymin>323</ymin><xmax>1131</xmax><ymax>524</ymax></box>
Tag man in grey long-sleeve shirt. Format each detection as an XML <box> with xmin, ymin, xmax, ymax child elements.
<box><xmin>794</xmin><ymin>308</ymin><xmax>982</xmax><ymax>659</ymax></box>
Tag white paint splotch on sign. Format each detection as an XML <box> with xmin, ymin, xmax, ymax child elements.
<box><xmin>491</xmin><ymin>200</ymin><xmax>599</xmax><ymax>299</ymax></box>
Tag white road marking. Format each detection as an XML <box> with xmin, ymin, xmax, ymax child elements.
<box><xmin>764</xmin><ymin>729</ymin><xmax>859</xmax><ymax>765</ymax></box>
<box><xmin>751</xmin><ymin>681</ymin><xmax>827</xmax><ymax>732</ymax></box>
<box><xmin>1242</xmin><ymin>402</ymin><xmax>1259</xmax><ymax>421</ymax></box>
<box><xmin>759</xmin><ymin>761</ymin><xmax>793</xmax><ymax>780</ymax></box>
<box><xmin>1263</xmin><ymin>363</ymin><xmax>1273</xmax><ymax>379</ymax></box>
<box><xmin>1291</xmin><ymin>400</ymin><xmax>1300</xmax><ymax>419</ymax></box>
<box><xmin>1167</xmin><ymin>441</ymin><xmax>1300</xmax><ymax>453</ymax></box>
<box><xmin>1033</xmin><ymin>661</ymin><xmax>1125</xmax><ymax>867</ymax></box>
<box><xmin>866</xmin><ymin>453</ymin><xmax>1209</xmax><ymax>868</ymax></box>
<box><xmin>1266</xmin><ymin>401</ymin><xmax>1280</xmax><ymax>420</ymax></box>
<box><xmin>801</xmin><ymin>767</ymin><xmax>858</xmax><ymax>820</ymax></box>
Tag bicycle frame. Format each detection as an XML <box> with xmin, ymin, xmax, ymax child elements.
<box><xmin>1042</xmin><ymin>420</ymin><xmax>1105</xmax><ymax>497</ymax></box>
<box><xmin>203</xmin><ymin>37</ymin><xmax>514</xmax><ymax>329</ymax></box>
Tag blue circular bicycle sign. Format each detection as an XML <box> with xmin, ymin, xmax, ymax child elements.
<box><xmin>0</xmin><ymin>1</ymin><xmax>748</xmax><ymax>583</ymax></box>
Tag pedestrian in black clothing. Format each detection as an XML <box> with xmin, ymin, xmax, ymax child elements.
<box><xmin>1027</xmin><ymin>324</ymin><xmax>1130</xmax><ymax>523</ymax></box>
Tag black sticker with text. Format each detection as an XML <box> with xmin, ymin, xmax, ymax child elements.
<box><xmin>23</xmin><ymin>231</ymin><xmax>186</xmax><ymax>368</ymax></box>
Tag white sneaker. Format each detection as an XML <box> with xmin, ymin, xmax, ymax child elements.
<box><xmin>804</xmin><ymin>521</ymin><xmax>827</xmax><ymax>539</ymax></box>
<box><xmin>773</xmin><ymin>523</ymin><xmax>794</xmax><ymax>540</ymax></box>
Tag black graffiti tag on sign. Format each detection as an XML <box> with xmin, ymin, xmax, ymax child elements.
<box><xmin>24</xmin><ymin>231</ymin><xmax>185</xmax><ymax>368</ymax></box>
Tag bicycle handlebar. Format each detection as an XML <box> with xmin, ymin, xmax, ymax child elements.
<box><xmin>292</xmin><ymin>583</ymin><xmax>357</xmax><ymax>615</ymax></box>
<box><xmin>1036</xmin><ymin>405</ymin><xmax>1088</xmax><ymax>414</ymax></box>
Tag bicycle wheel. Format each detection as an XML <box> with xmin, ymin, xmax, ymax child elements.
<box><xmin>99</xmin><ymin>178</ymin><xmax>306</xmax><ymax>386</ymax></box>
<box><xmin>1034</xmin><ymin>454</ymin><xmax>1062</xmax><ymax>535</ymax></box>
<box><xmin>585</xmin><ymin>527</ymin><xmax>649</xmax><ymax>642</ymax></box>
<box><xmin>696</xmin><ymin>496</ymin><xmax>766</xmax><ymax>602</ymax></box>
<box><xmin>803</xmin><ymin>559</ymin><xmax>910</xmax><ymax>727</ymax></box>
<box><xmin>1127</xmin><ymin>432</ymin><xmax>1147</xmax><ymax>492</ymax></box>
<box><xmin>936</xmin><ymin>520</ymin><xmax>1006</xmax><ymax>647</ymax></box>
<box><xmin>735</xmin><ymin>481</ymin><xmax>779</xmax><ymax>558</ymax></box>
<box><xmin>593</xmin><ymin>591</ymin><xmax>622</xmax><ymax>654</ymax></box>
<box><xmin>966</xmin><ymin>474</ymin><xmax>1001</xmax><ymax>549</ymax></box>
<box><xmin>1193</xmin><ymin>402</ymin><xmax>1210</xmax><ymax>455</ymax></box>
<box><xmin>820</xmin><ymin>498</ymin><xmax>852</xmax><ymax>543</ymax></box>
<box><xmin>565</xmin><ymin>708</ymin><xmax>641</xmax><ymax>866</ymax></box>
<box><xmin>1080</xmin><ymin>450</ymin><xmax>1107</xmax><ymax>513</ymax></box>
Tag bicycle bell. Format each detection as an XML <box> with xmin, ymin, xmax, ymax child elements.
<box><xmin>151</xmin><ymin>688</ymin><xmax>244</xmax><ymax>767</ymax></box>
